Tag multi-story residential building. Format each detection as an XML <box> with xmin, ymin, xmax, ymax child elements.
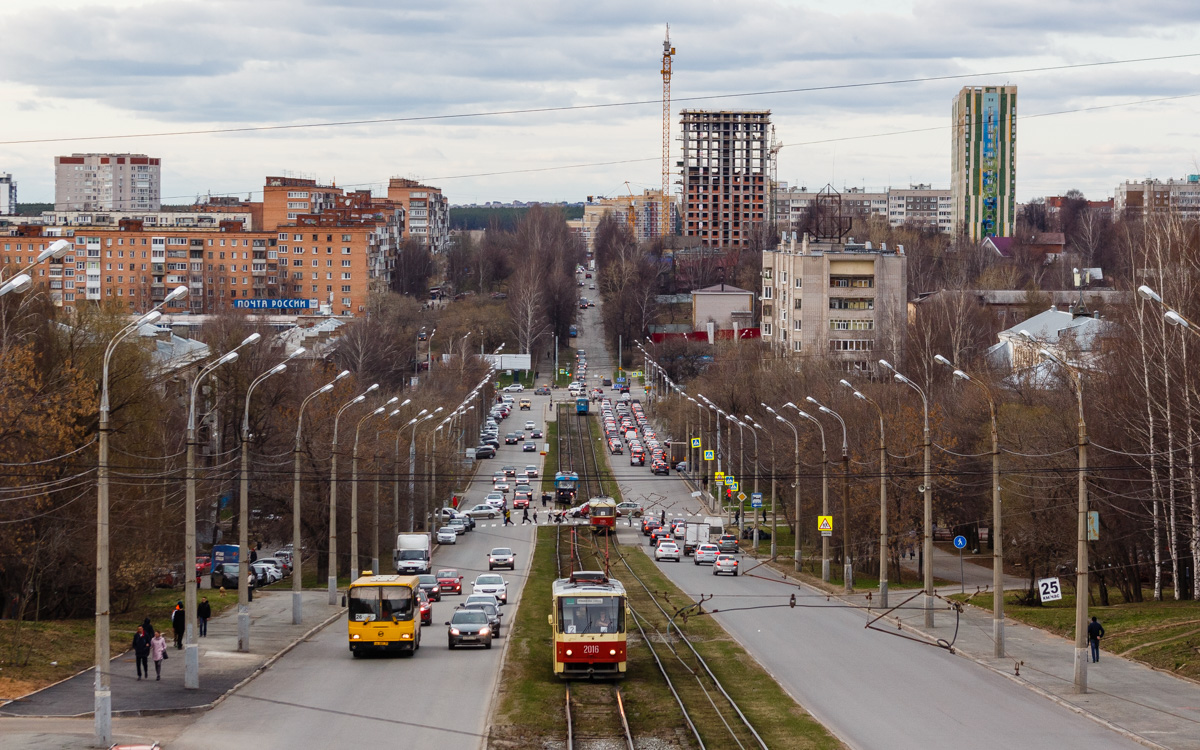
<box><xmin>386</xmin><ymin>178</ymin><xmax>450</xmax><ymax>253</ymax></box>
<box><xmin>951</xmin><ymin>86</ymin><xmax>1017</xmax><ymax>241</ymax></box>
<box><xmin>680</xmin><ymin>110</ymin><xmax>770</xmax><ymax>248</ymax></box>
<box><xmin>3</xmin><ymin>176</ymin><xmax>404</xmax><ymax>317</ymax></box>
<box><xmin>54</xmin><ymin>153</ymin><xmax>161</xmax><ymax>212</ymax></box>
<box><xmin>574</xmin><ymin>189</ymin><xmax>678</xmax><ymax>251</ymax></box>
<box><xmin>1114</xmin><ymin>177</ymin><xmax>1200</xmax><ymax>220</ymax></box>
<box><xmin>759</xmin><ymin>234</ymin><xmax>907</xmax><ymax>370</ymax></box>
<box><xmin>0</xmin><ymin>173</ymin><xmax>16</xmax><ymax>215</ymax></box>
<box><xmin>32</xmin><ymin>207</ymin><xmax>254</xmax><ymax>229</ymax></box>
<box><xmin>775</xmin><ymin>185</ymin><xmax>952</xmax><ymax>233</ymax></box>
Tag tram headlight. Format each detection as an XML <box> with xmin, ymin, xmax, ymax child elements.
<box><xmin>565</xmin><ymin>649</ymin><xmax>573</xmax><ymax>656</ymax></box>
<box><xmin>610</xmin><ymin>649</ymin><xmax>617</xmax><ymax>656</ymax></box>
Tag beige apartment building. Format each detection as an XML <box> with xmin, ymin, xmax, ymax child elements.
<box><xmin>1114</xmin><ymin>177</ymin><xmax>1200</xmax><ymax>220</ymax></box>
<box><xmin>775</xmin><ymin>184</ymin><xmax>952</xmax><ymax>233</ymax></box>
<box><xmin>759</xmin><ymin>234</ymin><xmax>907</xmax><ymax>370</ymax></box>
<box><xmin>573</xmin><ymin>189</ymin><xmax>675</xmax><ymax>251</ymax></box>
<box><xmin>55</xmin><ymin>153</ymin><xmax>161</xmax><ymax>212</ymax></box>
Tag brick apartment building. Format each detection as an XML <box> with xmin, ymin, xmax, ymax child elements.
<box><xmin>679</xmin><ymin>110</ymin><xmax>770</xmax><ymax>248</ymax></box>
<box><xmin>2</xmin><ymin>176</ymin><xmax>405</xmax><ymax>317</ymax></box>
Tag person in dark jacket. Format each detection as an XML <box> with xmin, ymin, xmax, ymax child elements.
<box><xmin>197</xmin><ymin>597</ymin><xmax>212</xmax><ymax>637</ymax></box>
<box><xmin>1087</xmin><ymin>616</ymin><xmax>1105</xmax><ymax>662</ymax></box>
<box><xmin>171</xmin><ymin>601</ymin><xmax>185</xmax><ymax>649</ymax></box>
<box><xmin>141</xmin><ymin>616</ymin><xmax>155</xmax><ymax>640</ymax></box>
<box><xmin>132</xmin><ymin>626</ymin><xmax>151</xmax><ymax>680</ymax></box>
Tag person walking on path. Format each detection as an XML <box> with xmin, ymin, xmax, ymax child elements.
<box><xmin>504</xmin><ymin>508</ymin><xmax>514</xmax><ymax>526</ymax></box>
<box><xmin>247</xmin><ymin>570</ymin><xmax>255</xmax><ymax>602</ymax></box>
<box><xmin>660</xmin><ymin>509</ymin><xmax>666</xmax><ymax>525</ymax></box>
<box><xmin>170</xmin><ymin>601</ymin><xmax>185</xmax><ymax>649</ymax></box>
<box><xmin>1088</xmin><ymin>616</ymin><xmax>1105</xmax><ymax>662</ymax></box>
<box><xmin>197</xmin><ymin>596</ymin><xmax>211</xmax><ymax>637</ymax></box>
<box><xmin>141</xmin><ymin>616</ymin><xmax>155</xmax><ymax>640</ymax></box>
<box><xmin>150</xmin><ymin>630</ymin><xmax>168</xmax><ymax>680</ymax></box>
<box><xmin>521</xmin><ymin>507</ymin><xmax>531</xmax><ymax>525</ymax></box>
<box><xmin>132</xmin><ymin>626</ymin><xmax>151</xmax><ymax>680</ymax></box>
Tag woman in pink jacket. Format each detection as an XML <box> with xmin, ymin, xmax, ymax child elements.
<box><xmin>149</xmin><ymin>630</ymin><xmax>168</xmax><ymax>680</ymax></box>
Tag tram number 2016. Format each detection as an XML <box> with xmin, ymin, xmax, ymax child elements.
<box><xmin>582</xmin><ymin>644</ymin><xmax>600</xmax><ymax>655</ymax></box>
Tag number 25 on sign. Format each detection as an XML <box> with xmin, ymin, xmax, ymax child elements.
<box><xmin>1037</xmin><ymin>577</ymin><xmax>1063</xmax><ymax>603</ymax></box>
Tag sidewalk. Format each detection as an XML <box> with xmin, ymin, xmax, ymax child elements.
<box><xmin>837</xmin><ymin>584</ymin><xmax>1200</xmax><ymax>749</ymax></box>
<box><xmin>0</xmin><ymin>589</ymin><xmax>342</xmax><ymax>718</ymax></box>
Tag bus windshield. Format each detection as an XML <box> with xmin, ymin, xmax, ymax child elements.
<box><xmin>557</xmin><ymin>596</ymin><xmax>624</xmax><ymax>634</ymax></box>
<box><xmin>349</xmin><ymin>585</ymin><xmax>414</xmax><ymax>623</ymax></box>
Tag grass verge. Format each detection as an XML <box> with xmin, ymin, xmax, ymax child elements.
<box><xmin>951</xmin><ymin>587</ymin><xmax>1200</xmax><ymax>681</ymax></box>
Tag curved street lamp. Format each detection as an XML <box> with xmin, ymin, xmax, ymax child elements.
<box><xmin>840</xmin><ymin>379</ymin><xmax>888</xmax><ymax>608</ymax></box>
<box><xmin>353</xmin><ymin>398</ymin><xmax>398</xmax><ymax>580</ymax></box>
<box><xmin>329</xmin><ymin>383</ymin><xmax>379</xmax><ymax>602</ymax></box>
<box><xmin>806</xmin><ymin>397</ymin><xmax>852</xmax><ymax>594</ymax></box>
<box><xmin>1</xmin><ymin>239</ymin><xmax>70</xmax><ymax>297</ymax></box>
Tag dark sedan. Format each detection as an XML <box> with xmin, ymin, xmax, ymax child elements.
<box><xmin>416</xmin><ymin>574</ymin><xmax>442</xmax><ymax>602</ymax></box>
<box><xmin>447</xmin><ymin>609</ymin><xmax>493</xmax><ymax>649</ymax></box>
<box><xmin>458</xmin><ymin>601</ymin><xmax>503</xmax><ymax>638</ymax></box>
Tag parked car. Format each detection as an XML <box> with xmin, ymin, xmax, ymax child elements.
<box><xmin>195</xmin><ymin>556</ymin><xmax>212</xmax><ymax>577</ymax></box>
<box><xmin>256</xmin><ymin>557</ymin><xmax>290</xmax><ymax>577</ymax></box>
<box><xmin>250</xmin><ymin>561</ymin><xmax>281</xmax><ymax>585</ymax></box>
<box><xmin>474</xmin><ymin>444</ymin><xmax>496</xmax><ymax>459</ymax></box>
<box><xmin>211</xmin><ymin>562</ymin><xmax>241</xmax><ymax>589</ymax></box>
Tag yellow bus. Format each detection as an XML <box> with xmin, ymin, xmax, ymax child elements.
<box><xmin>347</xmin><ymin>574</ymin><xmax>422</xmax><ymax>656</ymax></box>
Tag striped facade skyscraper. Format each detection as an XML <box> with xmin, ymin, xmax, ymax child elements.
<box><xmin>951</xmin><ymin>86</ymin><xmax>1017</xmax><ymax>242</ymax></box>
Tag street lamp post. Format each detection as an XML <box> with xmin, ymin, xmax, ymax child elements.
<box><xmin>185</xmin><ymin>332</ymin><xmax>261</xmax><ymax>689</ymax></box>
<box><xmin>742</xmin><ymin>419</ymin><xmax>760</xmax><ymax>555</ymax></box>
<box><xmin>238</xmin><ymin>351</ymin><xmax>305</xmax><ymax>652</ymax></box>
<box><xmin>292</xmin><ymin>370</ymin><xmax>350</xmax><ymax>625</ymax></box>
<box><xmin>94</xmin><ymin>285</ymin><xmax>186</xmax><ymax>745</ymax></box>
<box><xmin>1021</xmin><ymin>331</ymin><xmax>1090</xmax><ymax>692</ymax></box>
<box><xmin>841</xmin><ymin>380</ymin><xmax>888</xmax><ymax>608</ymax></box>
<box><xmin>1</xmin><ymin>239</ymin><xmax>70</xmax><ymax>297</ymax></box>
<box><xmin>934</xmin><ymin>355</ymin><xmax>1003</xmax><ymax>656</ymax></box>
<box><xmin>374</xmin><ymin>400</ymin><xmax>409</xmax><ymax>573</ymax></box>
<box><xmin>807</xmin><ymin>398</ymin><xmax>851</xmax><ymax>594</ymax></box>
<box><xmin>880</xmin><ymin>359</ymin><xmax>935</xmax><ymax>628</ymax></box>
<box><xmin>765</xmin><ymin>405</ymin><xmax>802</xmax><ymax>571</ymax></box>
<box><xmin>329</xmin><ymin>384</ymin><xmax>379</xmax><ymax>603</ymax></box>
<box><xmin>353</xmin><ymin>398</ymin><xmax>398</xmax><ymax>580</ymax></box>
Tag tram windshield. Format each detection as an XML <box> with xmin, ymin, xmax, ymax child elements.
<box><xmin>591</xmin><ymin>505</ymin><xmax>616</xmax><ymax>518</ymax></box>
<box><xmin>557</xmin><ymin>595</ymin><xmax>624</xmax><ymax>634</ymax></box>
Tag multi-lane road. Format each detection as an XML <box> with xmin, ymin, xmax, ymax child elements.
<box><xmin>567</xmin><ymin>299</ymin><xmax>1142</xmax><ymax>750</ymax></box>
<box><xmin>167</xmin><ymin>391</ymin><xmax>554</xmax><ymax>750</ymax></box>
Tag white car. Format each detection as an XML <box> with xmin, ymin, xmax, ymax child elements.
<box><xmin>250</xmin><ymin>561</ymin><xmax>282</xmax><ymax>584</ymax></box>
<box><xmin>655</xmin><ymin>542</ymin><xmax>681</xmax><ymax>562</ymax></box>
<box><xmin>465</xmin><ymin>504</ymin><xmax>499</xmax><ymax>519</ymax></box>
<box><xmin>437</xmin><ymin>527</ymin><xmax>458</xmax><ymax>545</ymax></box>
<box><xmin>503</xmin><ymin>383</ymin><xmax>524</xmax><ymax>392</ymax></box>
<box><xmin>485</xmin><ymin>492</ymin><xmax>505</xmax><ymax>508</ymax></box>
<box><xmin>693</xmin><ymin>543</ymin><xmax>719</xmax><ymax>565</ymax></box>
<box><xmin>524</xmin><ymin>464</ymin><xmax>539</xmax><ymax>479</ymax></box>
<box><xmin>524</xmin><ymin>421</ymin><xmax>536</xmax><ymax>431</ymax></box>
<box><xmin>488</xmin><ymin>547</ymin><xmax>516</xmax><ymax>570</ymax></box>
<box><xmin>472</xmin><ymin>574</ymin><xmax>509</xmax><ymax>603</ymax></box>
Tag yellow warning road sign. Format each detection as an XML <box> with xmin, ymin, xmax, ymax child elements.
<box><xmin>714</xmin><ymin>471</ymin><xmax>725</xmax><ymax>482</ymax></box>
<box><xmin>818</xmin><ymin>515</ymin><xmax>833</xmax><ymax>537</ymax></box>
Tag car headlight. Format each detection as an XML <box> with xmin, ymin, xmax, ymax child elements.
<box><xmin>450</xmin><ymin>628</ymin><xmax>460</xmax><ymax>635</ymax></box>
<box><xmin>479</xmin><ymin>627</ymin><xmax>490</xmax><ymax>636</ymax></box>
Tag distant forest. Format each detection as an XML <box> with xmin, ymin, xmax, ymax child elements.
<box><xmin>450</xmin><ymin>205</ymin><xmax>582</xmax><ymax>231</ymax></box>
<box><xmin>14</xmin><ymin>203</ymin><xmax>52</xmax><ymax>216</ymax></box>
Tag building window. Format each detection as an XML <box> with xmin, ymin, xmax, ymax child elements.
<box><xmin>342</xmin><ymin>285</ymin><xmax>351</xmax><ymax>292</ymax></box>
<box><xmin>793</xmin><ymin>320</ymin><xmax>802</xmax><ymax>331</ymax></box>
<box><xmin>763</xmin><ymin>323</ymin><xmax>773</xmax><ymax>336</ymax></box>
<box><xmin>794</xmin><ymin>299</ymin><xmax>802</xmax><ymax>310</ymax></box>
<box><xmin>794</xmin><ymin>278</ymin><xmax>802</xmax><ymax>289</ymax></box>
<box><xmin>792</xmin><ymin>341</ymin><xmax>803</xmax><ymax>352</ymax></box>
<box><xmin>762</xmin><ymin>286</ymin><xmax>773</xmax><ymax>299</ymax></box>
<box><xmin>830</xmin><ymin>319</ymin><xmax>874</xmax><ymax>331</ymax></box>
<box><xmin>830</xmin><ymin>276</ymin><xmax>874</xmax><ymax>288</ymax></box>
<box><xmin>829</xmin><ymin>298</ymin><xmax>874</xmax><ymax>311</ymax></box>
<box><xmin>829</xmin><ymin>339</ymin><xmax>874</xmax><ymax>351</ymax></box>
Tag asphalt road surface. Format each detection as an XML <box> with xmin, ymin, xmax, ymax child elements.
<box><xmin>167</xmin><ymin>391</ymin><xmax>549</xmax><ymax>750</ymax></box>
<box><xmin>573</xmin><ymin>295</ymin><xmax>1141</xmax><ymax>750</ymax></box>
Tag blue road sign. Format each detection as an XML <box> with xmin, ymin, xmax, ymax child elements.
<box><xmin>953</xmin><ymin>535</ymin><xmax>967</xmax><ymax>550</ymax></box>
<box><xmin>751</xmin><ymin>492</ymin><xmax>763</xmax><ymax>508</ymax></box>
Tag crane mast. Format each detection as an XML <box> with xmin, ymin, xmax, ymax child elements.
<box><xmin>661</xmin><ymin>26</ymin><xmax>675</xmax><ymax>239</ymax></box>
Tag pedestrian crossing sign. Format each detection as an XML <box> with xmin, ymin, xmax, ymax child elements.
<box><xmin>714</xmin><ymin>471</ymin><xmax>725</xmax><ymax>482</ymax></box>
<box><xmin>691</xmin><ymin>437</ymin><xmax>701</xmax><ymax>448</ymax></box>
<box><xmin>731</xmin><ymin>482</ymin><xmax>739</xmax><ymax>492</ymax></box>
<box><xmin>724</xmin><ymin>476</ymin><xmax>735</xmax><ymax>487</ymax></box>
<box><xmin>818</xmin><ymin>515</ymin><xmax>833</xmax><ymax>536</ymax></box>
<box><xmin>704</xmin><ymin>450</ymin><xmax>715</xmax><ymax>461</ymax></box>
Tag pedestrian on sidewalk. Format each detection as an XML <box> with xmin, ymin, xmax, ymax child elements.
<box><xmin>197</xmin><ymin>596</ymin><xmax>211</xmax><ymax>637</ymax></box>
<box><xmin>150</xmin><ymin>630</ymin><xmax>168</xmax><ymax>680</ymax></box>
<box><xmin>521</xmin><ymin>508</ymin><xmax>531</xmax><ymax>525</ymax></box>
<box><xmin>247</xmin><ymin>571</ymin><xmax>255</xmax><ymax>602</ymax></box>
<box><xmin>171</xmin><ymin>601</ymin><xmax>185</xmax><ymax>649</ymax></box>
<box><xmin>1088</xmin><ymin>616</ymin><xmax>1105</xmax><ymax>662</ymax></box>
<box><xmin>141</xmin><ymin>616</ymin><xmax>155</xmax><ymax>640</ymax></box>
<box><xmin>132</xmin><ymin>626</ymin><xmax>151</xmax><ymax>680</ymax></box>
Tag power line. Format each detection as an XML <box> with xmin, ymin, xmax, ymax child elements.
<box><xmin>2</xmin><ymin>52</ymin><xmax>1196</xmax><ymax>147</ymax></box>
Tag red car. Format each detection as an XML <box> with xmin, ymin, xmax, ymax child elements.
<box><xmin>513</xmin><ymin>495</ymin><xmax>530</xmax><ymax>509</ymax></box>
<box><xmin>436</xmin><ymin>568</ymin><xmax>463</xmax><ymax>595</ymax></box>
<box><xmin>195</xmin><ymin>556</ymin><xmax>212</xmax><ymax>576</ymax></box>
<box><xmin>417</xmin><ymin>589</ymin><xmax>433</xmax><ymax>625</ymax></box>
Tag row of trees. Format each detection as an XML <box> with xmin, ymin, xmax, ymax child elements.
<box><xmin>647</xmin><ymin>215</ymin><xmax>1200</xmax><ymax>603</ymax></box>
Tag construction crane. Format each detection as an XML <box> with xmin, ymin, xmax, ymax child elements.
<box><xmin>660</xmin><ymin>25</ymin><xmax>675</xmax><ymax>239</ymax></box>
<box><xmin>624</xmin><ymin>181</ymin><xmax>639</xmax><ymax>239</ymax></box>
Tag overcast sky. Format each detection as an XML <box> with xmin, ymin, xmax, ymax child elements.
<box><xmin>2</xmin><ymin>0</ymin><xmax>1199</xmax><ymax>207</ymax></box>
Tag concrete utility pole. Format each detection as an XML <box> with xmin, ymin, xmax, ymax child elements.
<box><xmin>353</xmin><ymin>401</ymin><xmax>395</xmax><ymax>580</ymax></box>
<box><xmin>809</xmin><ymin>398</ymin><xmax>851</xmax><ymax>594</ymax></box>
<box><xmin>749</xmin><ymin>418</ymin><xmax>777</xmax><ymax>561</ymax></box>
